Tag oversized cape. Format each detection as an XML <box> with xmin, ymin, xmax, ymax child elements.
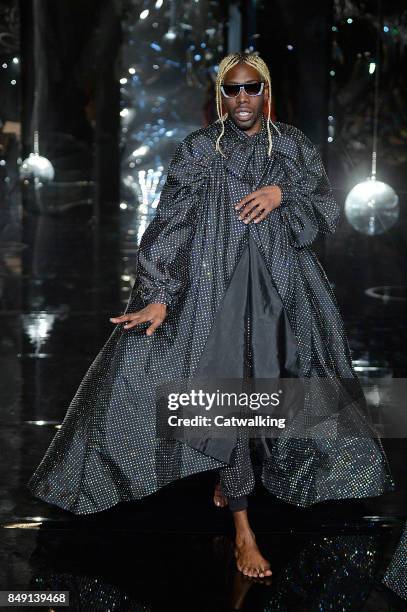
<box><xmin>382</xmin><ymin>519</ymin><xmax>407</xmax><ymax>600</ymax></box>
<box><xmin>27</xmin><ymin>113</ymin><xmax>395</xmax><ymax>514</ymax></box>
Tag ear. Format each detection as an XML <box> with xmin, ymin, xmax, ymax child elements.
<box><xmin>263</xmin><ymin>82</ymin><xmax>270</xmax><ymax>102</ymax></box>
<box><xmin>262</xmin><ymin>83</ymin><xmax>271</xmax><ymax>116</ymax></box>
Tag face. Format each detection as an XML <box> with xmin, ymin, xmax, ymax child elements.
<box><xmin>221</xmin><ymin>63</ymin><xmax>269</xmax><ymax>133</ymax></box>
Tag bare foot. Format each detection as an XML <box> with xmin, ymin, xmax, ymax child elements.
<box><xmin>213</xmin><ymin>482</ymin><xmax>228</xmax><ymax>507</ymax></box>
<box><xmin>234</xmin><ymin>528</ymin><xmax>272</xmax><ymax>578</ymax></box>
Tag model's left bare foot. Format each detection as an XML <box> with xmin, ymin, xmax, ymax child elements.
<box><xmin>234</xmin><ymin>527</ymin><xmax>272</xmax><ymax>578</ymax></box>
<box><xmin>213</xmin><ymin>482</ymin><xmax>228</xmax><ymax>507</ymax></box>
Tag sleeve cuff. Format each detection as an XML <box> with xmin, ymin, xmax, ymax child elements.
<box><xmin>277</xmin><ymin>183</ymin><xmax>297</xmax><ymax>208</ymax></box>
<box><xmin>139</xmin><ymin>285</ymin><xmax>173</xmax><ymax>307</ymax></box>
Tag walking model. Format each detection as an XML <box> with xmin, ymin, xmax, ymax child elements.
<box><xmin>28</xmin><ymin>52</ymin><xmax>395</xmax><ymax>579</ymax></box>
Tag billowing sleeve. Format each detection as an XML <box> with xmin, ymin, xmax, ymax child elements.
<box><xmin>277</xmin><ymin>129</ymin><xmax>341</xmax><ymax>249</ymax></box>
<box><xmin>134</xmin><ymin>136</ymin><xmax>208</xmax><ymax>309</ymax></box>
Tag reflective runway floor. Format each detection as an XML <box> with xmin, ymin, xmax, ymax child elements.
<box><xmin>1</xmin><ymin>207</ymin><xmax>406</xmax><ymax>610</ymax></box>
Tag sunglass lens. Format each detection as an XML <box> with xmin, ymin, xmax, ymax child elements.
<box><xmin>222</xmin><ymin>84</ymin><xmax>240</xmax><ymax>97</ymax></box>
<box><xmin>244</xmin><ymin>82</ymin><xmax>263</xmax><ymax>95</ymax></box>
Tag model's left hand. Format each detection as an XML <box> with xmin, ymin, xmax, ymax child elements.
<box><xmin>234</xmin><ymin>185</ymin><xmax>282</xmax><ymax>224</ymax></box>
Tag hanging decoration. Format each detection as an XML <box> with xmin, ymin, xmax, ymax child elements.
<box><xmin>19</xmin><ymin>0</ymin><xmax>54</xmax><ymax>184</ymax></box>
<box><xmin>344</xmin><ymin>0</ymin><xmax>399</xmax><ymax>236</ymax></box>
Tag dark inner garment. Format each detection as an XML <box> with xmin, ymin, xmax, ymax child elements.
<box><xmin>190</xmin><ymin>234</ymin><xmax>301</xmax><ymax>508</ymax></box>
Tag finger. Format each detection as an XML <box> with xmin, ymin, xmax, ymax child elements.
<box><xmin>242</xmin><ymin>204</ymin><xmax>264</xmax><ymax>223</ymax></box>
<box><xmin>110</xmin><ymin>314</ymin><xmax>131</xmax><ymax>322</ymax></box>
<box><xmin>253</xmin><ymin>209</ymin><xmax>270</xmax><ymax>223</ymax></box>
<box><xmin>146</xmin><ymin>319</ymin><xmax>164</xmax><ymax>336</ymax></box>
<box><xmin>237</xmin><ymin>199</ymin><xmax>260</xmax><ymax>220</ymax></box>
<box><xmin>234</xmin><ymin>197</ymin><xmax>248</xmax><ymax>211</ymax></box>
<box><xmin>234</xmin><ymin>192</ymin><xmax>258</xmax><ymax>210</ymax></box>
<box><xmin>123</xmin><ymin>319</ymin><xmax>144</xmax><ymax>329</ymax></box>
<box><xmin>123</xmin><ymin>313</ymin><xmax>151</xmax><ymax>328</ymax></box>
<box><xmin>248</xmin><ymin>201</ymin><xmax>269</xmax><ymax>221</ymax></box>
<box><xmin>235</xmin><ymin>189</ymin><xmax>261</xmax><ymax>210</ymax></box>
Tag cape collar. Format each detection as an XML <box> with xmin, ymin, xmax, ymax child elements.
<box><xmin>223</xmin><ymin>112</ymin><xmax>269</xmax><ymax>146</ymax></box>
<box><xmin>220</xmin><ymin>113</ymin><xmax>279</xmax><ymax>184</ymax></box>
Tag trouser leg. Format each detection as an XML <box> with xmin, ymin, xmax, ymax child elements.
<box><xmin>228</xmin><ymin>494</ymin><xmax>248</xmax><ymax>512</ymax></box>
<box><xmin>218</xmin><ymin>434</ymin><xmax>255</xmax><ymax>502</ymax></box>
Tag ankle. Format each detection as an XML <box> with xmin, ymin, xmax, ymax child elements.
<box><xmin>235</xmin><ymin>527</ymin><xmax>256</xmax><ymax>544</ymax></box>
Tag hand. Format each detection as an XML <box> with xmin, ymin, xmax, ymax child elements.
<box><xmin>234</xmin><ymin>185</ymin><xmax>282</xmax><ymax>224</ymax></box>
<box><xmin>110</xmin><ymin>303</ymin><xmax>167</xmax><ymax>336</ymax></box>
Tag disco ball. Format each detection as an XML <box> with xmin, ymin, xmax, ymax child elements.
<box><xmin>20</xmin><ymin>152</ymin><xmax>55</xmax><ymax>182</ymax></box>
<box><xmin>344</xmin><ymin>177</ymin><xmax>399</xmax><ymax>236</ymax></box>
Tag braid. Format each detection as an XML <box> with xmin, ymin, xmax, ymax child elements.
<box><xmin>215</xmin><ymin>52</ymin><xmax>279</xmax><ymax>158</ymax></box>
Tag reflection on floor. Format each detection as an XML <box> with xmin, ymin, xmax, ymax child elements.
<box><xmin>0</xmin><ymin>483</ymin><xmax>406</xmax><ymax>611</ymax></box>
<box><xmin>0</xmin><ymin>208</ymin><xmax>406</xmax><ymax>610</ymax></box>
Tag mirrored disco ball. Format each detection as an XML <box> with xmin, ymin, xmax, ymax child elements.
<box><xmin>344</xmin><ymin>178</ymin><xmax>399</xmax><ymax>236</ymax></box>
<box><xmin>20</xmin><ymin>153</ymin><xmax>55</xmax><ymax>182</ymax></box>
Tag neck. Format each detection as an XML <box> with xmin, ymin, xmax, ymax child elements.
<box><xmin>246</xmin><ymin>114</ymin><xmax>263</xmax><ymax>137</ymax></box>
<box><xmin>229</xmin><ymin>113</ymin><xmax>263</xmax><ymax>137</ymax></box>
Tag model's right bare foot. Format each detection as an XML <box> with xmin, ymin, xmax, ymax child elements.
<box><xmin>234</xmin><ymin>528</ymin><xmax>272</xmax><ymax>578</ymax></box>
<box><xmin>213</xmin><ymin>482</ymin><xmax>228</xmax><ymax>507</ymax></box>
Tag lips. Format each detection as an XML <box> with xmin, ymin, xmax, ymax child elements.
<box><xmin>235</xmin><ymin>108</ymin><xmax>253</xmax><ymax>120</ymax></box>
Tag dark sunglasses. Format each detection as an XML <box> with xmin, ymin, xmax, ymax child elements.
<box><xmin>220</xmin><ymin>81</ymin><xmax>265</xmax><ymax>98</ymax></box>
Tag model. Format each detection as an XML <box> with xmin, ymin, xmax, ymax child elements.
<box><xmin>28</xmin><ymin>52</ymin><xmax>395</xmax><ymax>579</ymax></box>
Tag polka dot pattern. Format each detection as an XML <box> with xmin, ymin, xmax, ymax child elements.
<box><xmin>382</xmin><ymin>520</ymin><xmax>407</xmax><ymax>600</ymax></box>
<box><xmin>27</xmin><ymin>113</ymin><xmax>395</xmax><ymax>515</ymax></box>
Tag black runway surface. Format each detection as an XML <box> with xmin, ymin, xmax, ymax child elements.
<box><xmin>1</xmin><ymin>207</ymin><xmax>406</xmax><ymax>610</ymax></box>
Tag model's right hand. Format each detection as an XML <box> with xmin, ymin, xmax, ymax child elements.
<box><xmin>110</xmin><ymin>304</ymin><xmax>167</xmax><ymax>336</ymax></box>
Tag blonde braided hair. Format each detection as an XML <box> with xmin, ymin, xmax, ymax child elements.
<box><xmin>215</xmin><ymin>52</ymin><xmax>280</xmax><ymax>158</ymax></box>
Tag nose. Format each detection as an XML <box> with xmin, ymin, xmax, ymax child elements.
<box><xmin>236</xmin><ymin>87</ymin><xmax>250</xmax><ymax>103</ymax></box>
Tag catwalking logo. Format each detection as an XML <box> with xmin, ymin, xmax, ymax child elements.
<box><xmin>167</xmin><ymin>413</ymin><xmax>286</xmax><ymax>429</ymax></box>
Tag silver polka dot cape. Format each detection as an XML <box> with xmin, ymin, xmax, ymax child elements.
<box><xmin>382</xmin><ymin>519</ymin><xmax>407</xmax><ymax>600</ymax></box>
<box><xmin>27</xmin><ymin>113</ymin><xmax>395</xmax><ymax>514</ymax></box>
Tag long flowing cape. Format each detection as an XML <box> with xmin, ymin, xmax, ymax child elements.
<box><xmin>27</xmin><ymin>113</ymin><xmax>395</xmax><ymax>514</ymax></box>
